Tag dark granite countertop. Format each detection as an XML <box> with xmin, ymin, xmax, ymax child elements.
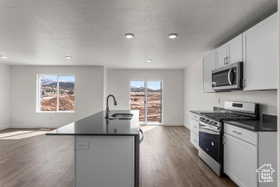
<box><xmin>46</xmin><ymin>110</ymin><xmax>140</xmax><ymax>136</ymax></box>
<box><xmin>190</xmin><ymin>108</ymin><xmax>277</xmax><ymax>132</ymax></box>
<box><xmin>190</xmin><ymin>110</ymin><xmax>213</xmax><ymax>115</ymax></box>
<box><xmin>224</xmin><ymin>114</ymin><xmax>277</xmax><ymax>132</ymax></box>
<box><xmin>190</xmin><ymin>107</ymin><xmax>225</xmax><ymax>116</ymax></box>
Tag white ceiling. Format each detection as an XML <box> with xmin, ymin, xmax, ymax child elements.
<box><xmin>0</xmin><ymin>0</ymin><xmax>277</xmax><ymax>68</ymax></box>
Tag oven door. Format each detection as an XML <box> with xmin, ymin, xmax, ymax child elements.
<box><xmin>199</xmin><ymin>122</ymin><xmax>221</xmax><ymax>162</ymax></box>
<box><xmin>212</xmin><ymin>62</ymin><xmax>243</xmax><ymax>91</ymax></box>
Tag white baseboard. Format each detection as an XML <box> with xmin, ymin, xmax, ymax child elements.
<box><xmin>0</xmin><ymin>124</ymin><xmax>10</xmax><ymax>131</ymax></box>
<box><xmin>161</xmin><ymin>122</ymin><xmax>184</xmax><ymax>126</ymax></box>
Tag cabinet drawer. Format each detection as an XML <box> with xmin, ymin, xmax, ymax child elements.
<box><xmin>224</xmin><ymin>123</ymin><xmax>257</xmax><ymax>145</ymax></box>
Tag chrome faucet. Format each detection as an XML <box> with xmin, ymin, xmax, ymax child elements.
<box><xmin>105</xmin><ymin>94</ymin><xmax>118</xmax><ymax>119</ymax></box>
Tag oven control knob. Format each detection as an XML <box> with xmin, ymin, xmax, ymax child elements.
<box><xmin>211</xmin><ymin>141</ymin><xmax>215</xmax><ymax>146</ymax></box>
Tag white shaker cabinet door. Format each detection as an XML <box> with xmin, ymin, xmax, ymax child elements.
<box><xmin>244</xmin><ymin>13</ymin><xmax>278</xmax><ymax>90</ymax></box>
<box><xmin>228</xmin><ymin>34</ymin><xmax>243</xmax><ymax>64</ymax></box>
<box><xmin>223</xmin><ymin>134</ymin><xmax>257</xmax><ymax>187</ymax></box>
<box><xmin>203</xmin><ymin>50</ymin><xmax>216</xmax><ymax>93</ymax></box>
<box><xmin>216</xmin><ymin>43</ymin><xmax>229</xmax><ymax>68</ymax></box>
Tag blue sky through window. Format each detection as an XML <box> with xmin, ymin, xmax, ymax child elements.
<box><xmin>147</xmin><ymin>81</ymin><xmax>161</xmax><ymax>90</ymax></box>
<box><xmin>130</xmin><ymin>81</ymin><xmax>144</xmax><ymax>88</ymax></box>
<box><xmin>41</xmin><ymin>75</ymin><xmax>75</xmax><ymax>83</ymax></box>
<box><xmin>59</xmin><ymin>76</ymin><xmax>75</xmax><ymax>82</ymax></box>
<box><xmin>130</xmin><ymin>81</ymin><xmax>161</xmax><ymax>90</ymax></box>
<box><xmin>41</xmin><ymin>75</ymin><xmax>57</xmax><ymax>82</ymax></box>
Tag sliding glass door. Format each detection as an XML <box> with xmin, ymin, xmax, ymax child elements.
<box><xmin>129</xmin><ymin>81</ymin><xmax>145</xmax><ymax>122</ymax></box>
<box><xmin>129</xmin><ymin>81</ymin><xmax>162</xmax><ymax>123</ymax></box>
<box><xmin>147</xmin><ymin>81</ymin><xmax>162</xmax><ymax>123</ymax></box>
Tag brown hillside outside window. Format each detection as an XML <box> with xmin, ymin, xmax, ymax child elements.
<box><xmin>38</xmin><ymin>74</ymin><xmax>75</xmax><ymax>112</ymax></box>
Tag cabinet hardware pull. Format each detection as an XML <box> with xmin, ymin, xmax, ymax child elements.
<box><xmin>228</xmin><ymin>68</ymin><xmax>233</xmax><ymax>85</ymax></box>
<box><xmin>139</xmin><ymin>129</ymin><xmax>144</xmax><ymax>143</ymax></box>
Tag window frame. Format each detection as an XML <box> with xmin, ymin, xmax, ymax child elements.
<box><xmin>129</xmin><ymin>80</ymin><xmax>163</xmax><ymax>124</ymax></box>
<box><xmin>36</xmin><ymin>74</ymin><xmax>76</xmax><ymax>113</ymax></box>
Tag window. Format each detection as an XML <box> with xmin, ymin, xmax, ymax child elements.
<box><xmin>37</xmin><ymin>74</ymin><xmax>75</xmax><ymax>112</ymax></box>
<box><xmin>129</xmin><ymin>81</ymin><xmax>162</xmax><ymax>123</ymax></box>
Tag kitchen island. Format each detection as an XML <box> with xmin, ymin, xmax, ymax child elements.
<box><xmin>47</xmin><ymin>110</ymin><xmax>142</xmax><ymax>187</ymax></box>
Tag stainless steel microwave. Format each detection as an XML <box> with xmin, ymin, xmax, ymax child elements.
<box><xmin>212</xmin><ymin>62</ymin><xmax>243</xmax><ymax>91</ymax></box>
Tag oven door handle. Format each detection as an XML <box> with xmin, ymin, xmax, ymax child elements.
<box><xmin>139</xmin><ymin>129</ymin><xmax>144</xmax><ymax>143</ymax></box>
<box><xmin>199</xmin><ymin>121</ymin><xmax>220</xmax><ymax>131</ymax></box>
<box><xmin>199</xmin><ymin>127</ymin><xmax>220</xmax><ymax>135</ymax></box>
<box><xmin>228</xmin><ymin>68</ymin><xmax>233</xmax><ymax>85</ymax></box>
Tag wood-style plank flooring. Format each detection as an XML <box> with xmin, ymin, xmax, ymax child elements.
<box><xmin>0</xmin><ymin>127</ymin><xmax>236</xmax><ymax>187</ymax></box>
<box><xmin>140</xmin><ymin>126</ymin><xmax>236</xmax><ymax>187</ymax></box>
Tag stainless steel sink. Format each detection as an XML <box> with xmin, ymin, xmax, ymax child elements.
<box><xmin>108</xmin><ymin>113</ymin><xmax>133</xmax><ymax>120</ymax></box>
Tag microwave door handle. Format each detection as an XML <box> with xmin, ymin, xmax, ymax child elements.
<box><xmin>228</xmin><ymin>69</ymin><xmax>233</xmax><ymax>85</ymax></box>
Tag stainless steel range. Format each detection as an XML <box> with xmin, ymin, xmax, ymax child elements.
<box><xmin>198</xmin><ymin>101</ymin><xmax>259</xmax><ymax>176</ymax></box>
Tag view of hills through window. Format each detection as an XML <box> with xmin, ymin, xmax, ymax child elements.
<box><xmin>39</xmin><ymin>75</ymin><xmax>75</xmax><ymax>112</ymax></box>
<box><xmin>129</xmin><ymin>81</ymin><xmax>162</xmax><ymax>123</ymax></box>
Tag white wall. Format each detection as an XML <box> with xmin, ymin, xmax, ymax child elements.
<box><xmin>106</xmin><ymin>69</ymin><xmax>184</xmax><ymax>125</ymax></box>
<box><xmin>277</xmin><ymin>3</ymin><xmax>280</xmax><ymax>186</ymax></box>
<box><xmin>10</xmin><ymin>66</ymin><xmax>105</xmax><ymax>128</ymax></box>
<box><xmin>184</xmin><ymin>61</ymin><xmax>278</xmax><ymax>128</ymax></box>
<box><xmin>0</xmin><ymin>64</ymin><xmax>11</xmax><ymax>130</ymax></box>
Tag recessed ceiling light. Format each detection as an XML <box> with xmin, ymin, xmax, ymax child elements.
<box><xmin>0</xmin><ymin>55</ymin><xmax>8</xmax><ymax>59</ymax></box>
<box><xmin>145</xmin><ymin>59</ymin><xmax>152</xmax><ymax>63</ymax></box>
<box><xmin>124</xmin><ymin>33</ymin><xmax>135</xmax><ymax>39</ymax></box>
<box><xmin>65</xmin><ymin>56</ymin><xmax>72</xmax><ymax>60</ymax></box>
<box><xmin>168</xmin><ymin>33</ymin><xmax>178</xmax><ymax>39</ymax></box>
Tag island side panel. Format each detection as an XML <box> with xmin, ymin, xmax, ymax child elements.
<box><xmin>134</xmin><ymin>134</ymin><xmax>140</xmax><ymax>187</ymax></box>
<box><xmin>75</xmin><ymin>136</ymin><xmax>135</xmax><ymax>187</ymax></box>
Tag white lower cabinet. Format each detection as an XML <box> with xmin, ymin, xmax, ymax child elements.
<box><xmin>190</xmin><ymin>113</ymin><xmax>200</xmax><ymax>149</ymax></box>
<box><xmin>223</xmin><ymin>123</ymin><xmax>277</xmax><ymax>187</ymax></box>
<box><xmin>224</xmin><ymin>134</ymin><xmax>257</xmax><ymax>187</ymax></box>
<box><xmin>75</xmin><ymin>136</ymin><xmax>135</xmax><ymax>187</ymax></box>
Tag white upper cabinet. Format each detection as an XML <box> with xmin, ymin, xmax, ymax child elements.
<box><xmin>203</xmin><ymin>50</ymin><xmax>216</xmax><ymax>93</ymax></box>
<box><xmin>244</xmin><ymin>13</ymin><xmax>278</xmax><ymax>90</ymax></box>
<box><xmin>216</xmin><ymin>34</ymin><xmax>243</xmax><ymax>68</ymax></box>
<box><xmin>203</xmin><ymin>13</ymin><xmax>277</xmax><ymax>92</ymax></box>
<box><xmin>228</xmin><ymin>34</ymin><xmax>243</xmax><ymax>63</ymax></box>
<box><xmin>216</xmin><ymin>43</ymin><xmax>229</xmax><ymax>68</ymax></box>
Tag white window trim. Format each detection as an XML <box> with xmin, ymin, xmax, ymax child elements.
<box><xmin>36</xmin><ymin>74</ymin><xmax>76</xmax><ymax>113</ymax></box>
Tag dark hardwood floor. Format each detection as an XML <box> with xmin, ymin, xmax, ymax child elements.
<box><xmin>0</xmin><ymin>127</ymin><xmax>236</xmax><ymax>187</ymax></box>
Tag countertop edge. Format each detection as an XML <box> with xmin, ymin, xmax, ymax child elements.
<box><xmin>224</xmin><ymin>121</ymin><xmax>277</xmax><ymax>132</ymax></box>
